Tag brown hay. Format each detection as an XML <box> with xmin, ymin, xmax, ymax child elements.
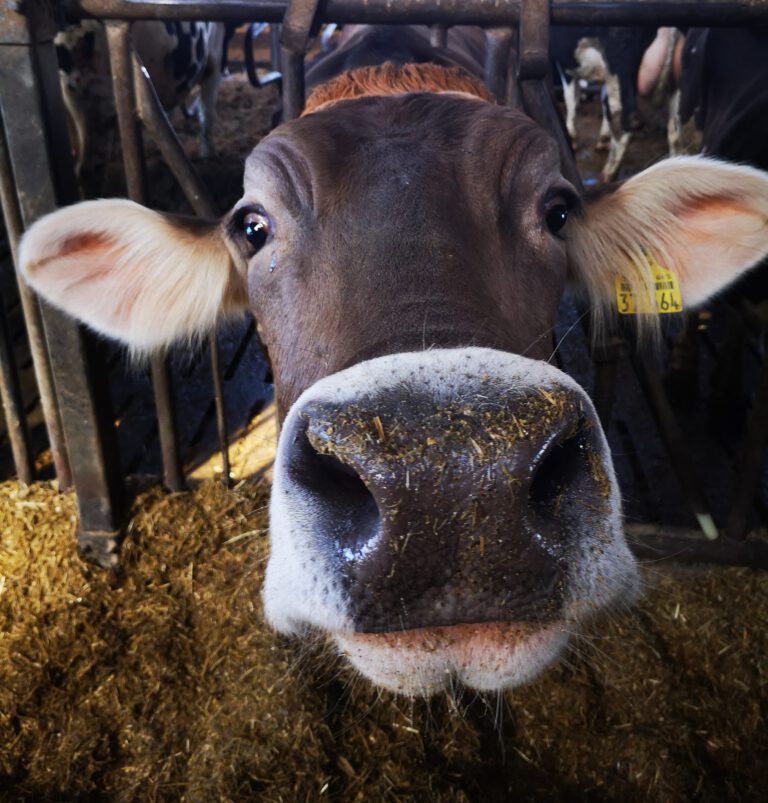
<box><xmin>1</xmin><ymin>479</ymin><xmax>767</xmax><ymax>801</ymax></box>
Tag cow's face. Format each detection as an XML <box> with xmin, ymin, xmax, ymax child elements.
<box><xmin>19</xmin><ymin>78</ymin><xmax>768</xmax><ymax>696</ymax></box>
<box><xmin>230</xmin><ymin>95</ymin><xmax>629</xmax><ymax>692</ymax></box>
<box><xmin>240</xmin><ymin>96</ymin><xmax>574</xmax><ymax>414</ymax></box>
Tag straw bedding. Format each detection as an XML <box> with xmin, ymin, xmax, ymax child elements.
<box><xmin>1</xmin><ymin>478</ymin><xmax>767</xmax><ymax>801</ymax></box>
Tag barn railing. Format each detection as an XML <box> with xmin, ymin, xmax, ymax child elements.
<box><xmin>60</xmin><ymin>0</ymin><xmax>768</xmax><ymax>26</ymax></box>
<box><xmin>2</xmin><ymin>0</ymin><xmax>768</xmax><ymax>569</ymax></box>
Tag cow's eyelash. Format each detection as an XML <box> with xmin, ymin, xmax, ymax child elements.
<box><xmin>543</xmin><ymin>189</ymin><xmax>581</xmax><ymax>216</ymax></box>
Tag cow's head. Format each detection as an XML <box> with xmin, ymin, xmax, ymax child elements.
<box><xmin>20</xmin><ymin>64</ymin><xmax>768</xmax><ymax>695</ymax></box>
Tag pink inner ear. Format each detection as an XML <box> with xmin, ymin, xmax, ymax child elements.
<box><xmin>672</xmin><ymin>196</ymin><xmax>768</xmax><ymax>304</ymax></box>
<box><xmin>677</xmin><ymin>196</ymin><xmax>759</xmax><ymax>223</ymax></box>
<box><xmin>677</xmin><ymin>196</ymin><xmax>767</xmax><ymax>249</ymax></box>
<box><xmin>19</xmin><ymin>199</ymin><xmax>243</xmax><ymax>350</ymax></box>
<box><xmin>58</xmin><ymin>231</ymin><xmax>114</xmax><ymax>258</ymax></box>
<box><xmin>27</xmin><ymin>231</ymin><xmax>115</xmax><ymax>274</ymax></box>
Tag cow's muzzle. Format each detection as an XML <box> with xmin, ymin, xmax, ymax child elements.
<box><xmin>289</xmin><ymin>385</ymin><xmax>604</xmax><ymax>631</ymax></box>
<box><xmin>264</xmin><ymin>348</ymin><xmax>638</xmax><ymax>693</ymax></box>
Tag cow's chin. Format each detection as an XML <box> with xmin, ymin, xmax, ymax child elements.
<box><xmin>334</xmin><ymin>621</ymin><xmax>569</xmax><ymax>696</ymax></box>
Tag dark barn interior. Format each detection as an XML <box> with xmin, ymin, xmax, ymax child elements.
<box><xmin>1</xmin><ymin>1</ymin><xmax>768</xmax><ymax>800</ymax></box>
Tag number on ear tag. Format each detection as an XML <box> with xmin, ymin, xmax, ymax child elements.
<box><xmin>615</xmin><ymin>252</ymin><xmax>684</xmax><ymax>315</ymax></box>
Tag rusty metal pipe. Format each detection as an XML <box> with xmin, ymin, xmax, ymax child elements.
<box><xmin>0</xmin><ymin>114</ymin><xmax>73</xmax><ymax>488</ymax></box>
<box><xmin>484</xmin><ymin>28</ymin><xmax>513</xmax><ymax>104</ymax></box>
<box><xmin>0</xmin><ymin>13</ymin><xmax>124</xmax><ymax>564</ymax></box>
<box><xmin>627</xmin><ymin>523</ymin><xmax>768</xmax><ymax>568</ymax></box>
<box><xmin>62</xmin><ymin>0</ymin><xmax>768</xmax><ymax>27</ymax></box>
<box><xmin>270</xmin><ymin>23</ymin><xmax>283</xmax><ymax>72</ymax></box>
<box><xmin>106</xmin><ymin>22</ymin><xmax>186</xmax><ymax>492</ymax></box>
<box><xmin>726</xmin><ymin>351</ymin><xmax>768</xmax><ymax>541</ymax></box>
<box><xmin>132</xmin><ymin>55</ymin><xmax>231</xmax><ymax>483</ymax></box>
<box><xmin>632</xmin><ymin>353</ymin><xmax>719</xmax><ymax>541</ymax></box>
<box><xmin>208</xmin><ymin>334</ymin><xmax>231</xmax><ymax>484</ymax></box>
<box><xmin>133</xmin><ymin>57</ymin><xmax>216</xmax><ymax>216</ymax></box>
<box><xmin>0</xmin><ymin>288</ymin><xmax>34</xmax><ymax>484</ymax></box>
<box><xmin>281</xmin><ymin>47</ymin><xmax>306</xmax><ymax>121</ymax></box>
<box><xmin>0</xmin><ymin>116</ymin><xmax>72</xmax><ymax>491</ymax></box>
<box><xmin>105</xmin><ymin>23</ymin><xmax>149</xmax><ymax>203</ymax></box>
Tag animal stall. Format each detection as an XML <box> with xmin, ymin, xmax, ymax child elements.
<box><xmin>0</xmin><ymin>0</ymin><xmax>768</xmax><ymax>799</ymax></box>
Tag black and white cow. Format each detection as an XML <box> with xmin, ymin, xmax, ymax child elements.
<box><xmin>678</xmin><ymin>27</ymin><xmax>768</xmax><ymax>170</ymax></box>
<box><xmin>551</xmin><ymin>26</ymin><xmax>658</xmax><ymax>181</ymax></box>
<box><xmin>19</xmin><ymin>26</ymin><xmax>768</xmax><ymax>696</ymax></box>
<box><xmin>664</xmin><ymin>28</ymin><xmax>768</xmax><ymax>405</ymax></box>
<box><xmin>56</xmin><ymin>19</ymin><xmax>226</xmax><ymax>176</ymax></box>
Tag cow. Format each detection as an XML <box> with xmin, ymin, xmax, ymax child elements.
<box><xmin>56</xmin><ymin>19</ymin><xmax>226</xmax><ymax>178</ymax></box>
<box><xmin>551</xmin><ymin>26</ymin><xmax>657</xmax><ymax>181</ymax></box>
<box><xmin>635</xmin><ymin>27</ymin><xmax>693</xmax><ymax>157</ymax></box>
<box><xmin>662</xmin><ymin>28</ymin><xmax>768</xmax><ymax>411</ymax></box>
<box><xmin>18</xmin><ymin>25</ymin><xmax>768</xmax><ymax>696</ymax></box>
<box><xmin>677</xmin><ymin>28</ymin><xmax>768</xmax><ymax>171</ymax></box>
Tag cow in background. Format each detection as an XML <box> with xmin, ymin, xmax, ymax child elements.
<box><xmin>677</xmin><ymin>28</ymin><xmax>768</xmax><ymax>170</ymax></box>
<box><xmin>551</xmin><ymin>26</ymin><xmax>657</xmax><ymax>182</ymax></box>
<box><xmin>664</xmin><ymin>28</ymin><xmax>768</xmax><ymax>412</ymax></box>
<box><xmin>636</xmin><ymin>27</ymin><xmax>693</xmax><ymax>157</ymax></box>
<box><xmin>19</xmin><ymin>25</ymin><xmax>768</xmax><ymax>696</ymax></box>
<box><xmin>56</xmin><ymin>20</ymin><xmax>226</xmax><ymax>181</ymax></box>
<box><xmin>304</xmin><ymin>24</ymin><xmax>486</xmax><ymax>90</ymax></box>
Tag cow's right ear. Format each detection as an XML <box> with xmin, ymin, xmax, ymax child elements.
<box><xmin>18</xmin><ymin>199</ymin><xmax>247</xmax><ymax>352</ymax></box>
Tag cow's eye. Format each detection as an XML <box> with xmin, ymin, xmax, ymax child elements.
<box><xmin>545</xmin><ymin>203</ymin><xmax>569</xmax><ymax>235</ymax></box>
<box><xmin>243</xmin><ymin>211</ymin><xmax>270</xmax><ymax>250</ymax></box>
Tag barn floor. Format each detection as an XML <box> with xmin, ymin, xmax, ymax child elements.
<box><xmin>1</xmin><ymin>478</ymin><xmax>767</xmax><ymax>802</ymax></box>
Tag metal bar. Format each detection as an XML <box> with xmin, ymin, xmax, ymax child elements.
<box><xmin>270</xmin><ymin>23</ymin><xmax>283</xmax><ymax>72</ymax></box>
<box><xmin>726</xmin><ymin>351</ymin><xmax>768</xmax><ymax>541</ymax></box>
<box><xmin>132</xmin><ymin>54</ymin><xmax>231</xmax><ymax>483</ymax></box>
<box><xmin>627</xmin><ymin>523</ymin><xmax>768</xmax><ymax>568</ymax></box>
<box><xmin>62</xmin><ymin>0</ymin><xmax>768</xmax><ymax>27</ymax></box>
<box><xmin>505</xmin><ymin>31</ymin><xmax>521</xmax><ymax>109</ymax></box>
<box><xmin>280</xmin><ymin>0</ymin><xmax>321</xmax><ymax>54</ymax></box>
<box><xmin>0</xmin><ymin>112</ymin><xmax>72</xmax><ymax>488</ymax></box>
<box><xmin>0</xmin><ymin>286</ymin><xmax>33</xmax><ymax>483</ymax></box>
<box><xmin>208</xmin><ymin>333</ymin><xmax>231</xmax><ymax>483</ymax></box>
<box><xmin>518</xmin><ymin>0</ymin><xmax>549</xmax><ymax>80</ymax></box>
<box><xmin>148</xmin><ymin>356</ymin><xmax>186</xmax><ymax>489</ymax></box>
<box><xmin>631</xmin><ymin>353</ymin><xmax>719</xmax><ymax>541</ymax></box>
<box><xmin>244</xmin><ymin>22</ymin><xmax>267</xmax><ymax>88</ymax></box>
<box><xmin>281</xmin><ymin>47</ymin><xmax>306</xmax><ymax>121</ymax></box>
<box><xmin>105</xmin><ymin>25</ymin><xmax>148</xmax><ymax>200</ymax></box>
<box><xmin>133</xmin><ymin>56</ymin><xmax>216</xmax><ymax>216</ymax></box>
<box><xmin>106</xmin><ymin>21</ymin><xmax>186</xmax><ymax>492</ymax></box>
<box><xmin>0</xmin><ymin>11</ymin><xmax>124</xmax><ymax>565</ymax></box>
<box><xmin>430</xmin><ymin>25</ymin><xmax>447</xmax><ymax>49</ymax></box>
<box><xmin>484</xmin><ymin>28</ymin><xmax>513</xmax><ymax>104</ymax></box>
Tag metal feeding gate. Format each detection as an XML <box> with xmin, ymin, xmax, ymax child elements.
<box><xmin>1</xmin><ymin>0</ymin><xmax>768</xmax><ymax>568</ymax></box>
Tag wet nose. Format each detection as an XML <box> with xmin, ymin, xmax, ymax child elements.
<box><xmin>283</xmin><ymin>386</ymin><xmax>611</xmax><ymax>632</ymax></box>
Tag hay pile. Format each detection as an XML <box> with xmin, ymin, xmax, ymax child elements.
<box><xmin>1</xmin><ymin>479</ymin><xmax>767</xmax><ymax>801</ymax></box>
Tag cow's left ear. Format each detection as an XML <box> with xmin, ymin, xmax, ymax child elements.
<box><xmin>18</xmin><ymin>199</ymin><xmax>247</xmax><ymax>353</ymax></box>
<box><xmin>568</xmin><ymin>156</ymin><xmax>768</xmax><ymax>327</ymax></box>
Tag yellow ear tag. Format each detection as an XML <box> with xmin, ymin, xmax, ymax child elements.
<box><xmin>615</xmin><ymin>252</ymin><xmax>684</xmax><ymax>315</ymax></box>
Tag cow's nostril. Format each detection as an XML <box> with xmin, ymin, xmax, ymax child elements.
<box><xmin>289</xmin><ymin>425</ymin><xmax>381</xmax><ymax>557</ymax></box>
<box><xmin>312</xmin><ymin>450</ymin><xmax>368</xmax><ymax>495</ymax></box>
<box><xmin>528</xmin><ymin>427</ymin><xmax>587</xmax><ymax>518</ymax></box>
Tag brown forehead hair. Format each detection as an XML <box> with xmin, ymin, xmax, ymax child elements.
<box><xmin>303</xmin><ymin>62</ymin><xmax>494</xmax><ymax>115</ymax></box>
